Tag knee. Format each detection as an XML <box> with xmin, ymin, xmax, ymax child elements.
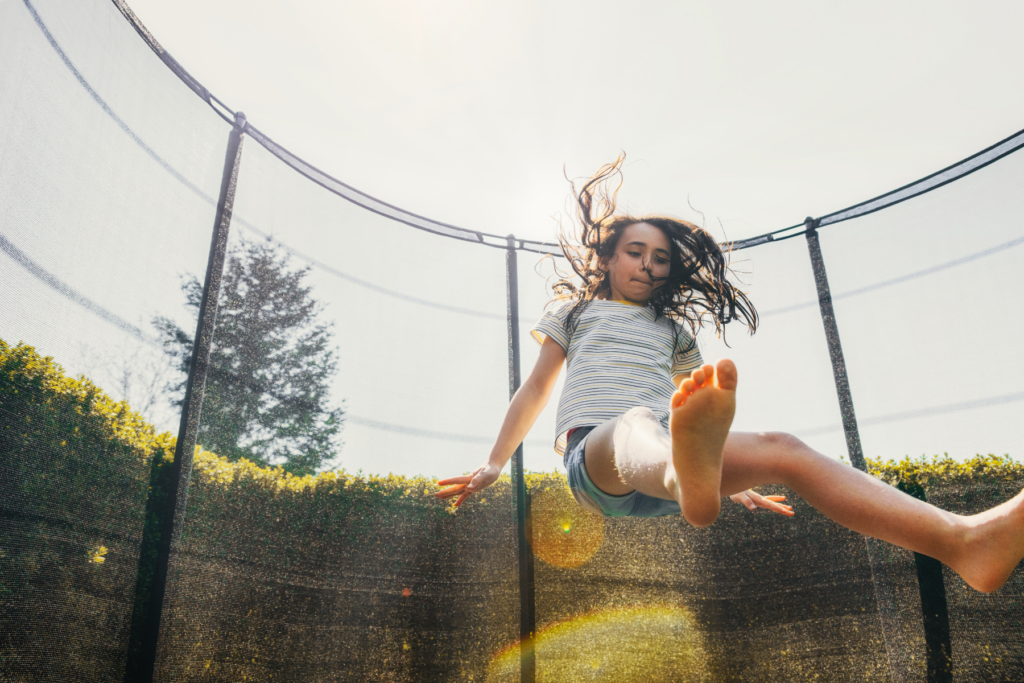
<box><xmin>759</xmin><ymin>431</ymin><xmax>808</xmax><ymax>453</ymax></box>
<box><xmin>754</xmin><ymin>431</ymin><xmax>814</xmax><ymax>478</ymax></box>
<box><xmin>614</xmin><ymin>406</ymin><xmax>660</xmax><ymax>440</ymax></box>
<box><xmin>622</xmin><ymin>406</ymin><xmax>659</xmax><ymax>425</ymax></box>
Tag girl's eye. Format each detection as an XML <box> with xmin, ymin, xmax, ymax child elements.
<box><xmin>627</xmin><ymin>251</ymin><xmax>667</xmax><ymax>265</ymax></box>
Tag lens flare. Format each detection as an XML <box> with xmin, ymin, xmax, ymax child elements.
<box><xmin>529</xmin><ymin>485</ymin><xmax>604</xmax><ymax>568</ymax></box>
<box><xmin>486</xmin><ymin>605</ymin><xmax>704</xmax><ymax>682</ymax></box>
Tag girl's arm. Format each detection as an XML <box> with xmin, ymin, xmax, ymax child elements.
<box><xmin>435</xmin><ymin>336</ymin><xmax>566</xmax><ymax>506</ymax></box>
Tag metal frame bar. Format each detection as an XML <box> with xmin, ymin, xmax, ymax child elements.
<box><xmin>125</xmin><ymin>112</ymin><xmax>247</xmax><ymax>683</ymax></box>
<box><xmin>805</xmin><ymin>216</ymin><xmax>954</xmax><ymax>681</ymax></box>
<box><xmin>505</xmin><ymin>235</ymin><xmax>536</xmax><ymax>683</ymax></box>
<box><xmin>804</xmin><ymin>216</ymin><xmax>898</xmax><ymax>677</ymax></box>
<box><xmin>803</xmin><ymin>217</ymin><xmax>866</xmax><ymax>469</ymax></box>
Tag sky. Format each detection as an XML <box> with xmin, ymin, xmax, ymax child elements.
<box><xmin>1</xmin><ymin>0</ymin><xmax>1022</xmax><ymax>480</ymax></box>
<box><xmin>126</xmin><ymin>0</ymin><xmax>1024</xmax><ymax>243</ymax></box>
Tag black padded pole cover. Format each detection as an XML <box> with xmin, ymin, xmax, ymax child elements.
<box><xmin>898</xmin><ymin>483</ymin><xmax>954</xmax><ymax>683</ymax></box>
<box><xmin>505</xmin><ymin>235</ymin><xmax>536</xmax><ymax>683</ymax></box>
<box><xmin>128</xmin><ymin>112</ymin><xmax>247</xmax><ymax>683</ymax></box>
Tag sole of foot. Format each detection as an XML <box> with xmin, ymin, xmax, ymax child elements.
<box><xmin>956</xmin><ymin>488</ymin><xmax>1024</xmax><ymax>593</ymax></box>
<box><xmin>670</xmin><ymin>359</ymin><xmax>737</xmax><ymax>527</ymax></box>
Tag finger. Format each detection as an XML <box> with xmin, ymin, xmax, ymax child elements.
<box><xmin>757</xmin><ymin>498</ymin><xmax>791</xmax><ymax>511</ymax></box>
<box><xmin>437</xmin><ymin>476</ymin><xmax>471</xmax><ymax>486</ymax></box>
<box><xmin>433</xmin><ymin>484</ymin><xmax>467</xmax><ymax>498</ymax></box>
<box><xmin>754</xmin><ymin>495</ymin><xmax>792</xmax><ymax>512</ymax></box>
<box><xmin>746</xmin><ymin>493</ymin><xmax>793</xmax><ymax>516</ymax></box>
<box><xmin>454</xmin><ymin>490</ymin><xmax>472</xmax><ymax>507</ymax></box>
<box><xmin>743</xmin><ymin>491</ymin><xmax>764</xmax><ymax>509</ymax></box>
<box><xmin>769</xmin><ymin>502</ymin><xmax>795</xmax><ymax>516</ymax></box>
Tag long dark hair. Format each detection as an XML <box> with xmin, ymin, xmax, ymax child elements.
<box><xmin>548</xmin><ymin>153</ymin><xmax>757</xmax><ymax>346</ymax></box>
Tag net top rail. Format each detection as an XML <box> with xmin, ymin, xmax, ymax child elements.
<box><xmin>110</xmin><ymin>0</ymin><xmax>1024</xmax><ymax>255</ymax></box>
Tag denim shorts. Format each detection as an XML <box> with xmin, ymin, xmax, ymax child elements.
<box><xmin>564</xmin><ymin>426</ymin><xmax>682</xmax><ymax>518</ymax></box>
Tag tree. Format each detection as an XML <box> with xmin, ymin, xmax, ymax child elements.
<box><xmin>154</xmin><ymin>238</ymin><xmax>344</xmax><ymax>475</ymax></box>
<box><xmin>73</xmin><ymin>332</ymin><xmax>181</xmax><ymax>434</ymax></box>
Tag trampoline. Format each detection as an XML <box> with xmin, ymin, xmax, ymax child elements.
<box><xmin>1</xmin><ymin>0</ymin><xmax>1023</xmax><ymax>681</ymax></box>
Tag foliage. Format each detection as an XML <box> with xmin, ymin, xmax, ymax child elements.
<box><xmin>866</xmin><ymin>453</ymin><xmax>1023</xmax><ymax>490</ymax></box>
<box><xmin>1</xmin><ymin>339</ymin><xmax>174</xmax><ymax>680</ymax></box>
<box><xmin>5</xmin><ymin>334</ymin><xmax>1021</xmax><ymax>501</ymax></box>
<box><xmin>6</xmin><ymin>333</ymin><xmax>1021</xmax><ymax>506</ymax></box>
<box><xmin>1</xmin><ymin>337</ymin><xmax>513</xmax><ymax>508</ymax></box>
<box><xmin>0</xmin><ymin>338</ymin><xmax>175</xmax><ymax>464</ymax></box>
<box><xmin>3</xmin><ymin>337</ymin><xmax>1024</xmax><ymax>682</ymax></box>
<box><xmin>154</xmin><ymin>237</ymin><xmax>344</xmax><ymax>475</ymax></box>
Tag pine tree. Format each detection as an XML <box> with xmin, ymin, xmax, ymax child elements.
<box><xmin>155</xmin><ymin>238</ymin><xmax>344</xmax><ymax>475</ymax></box>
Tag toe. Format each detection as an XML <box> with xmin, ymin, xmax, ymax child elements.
<box><xmin>690</xmin><ymin>368</ymin><xmax>707</xmax><ymax>387</ymax></box>
<box><xmin>671</xmin><ymin>388</ymin><xmax>686</xmax><ymax>409</ymax></box>
<box><xmin>714</xmin><ymin>359</ymin><xmax>738</xmax><ymax>391</ymax></box>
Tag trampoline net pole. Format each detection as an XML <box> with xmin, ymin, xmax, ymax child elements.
<box><xmin>804</xmin><ymin>217</ymin><xmax>898</xmax><ymax>679</ymax></box>
<box><xmin>898</xmin><ymin>482</ymin><xmax>954</xmax><ymax>682</ymax></box>
<box><xmin>506</xmin><ymin>234</ymin><xmax>536</xmax><ymax>683</ymax></box>
<box><xmin>804</xmin><ymin>218</ymin><xmax>865</xmax><ymax>470</ymax></box>
<box><xmin>126</xmin><ymin>112</ymin><xmax>247</xmax><ymax>683</ymax></box>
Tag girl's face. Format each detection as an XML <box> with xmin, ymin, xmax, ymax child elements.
<box><xmin>599</xmin><ymin>222</ymin><xmax>672</xmax><ymax>304</ymax></box>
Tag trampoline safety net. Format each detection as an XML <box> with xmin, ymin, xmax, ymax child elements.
<box><xmin>1</xmin><ymin>0</ymin><xmax>1023</xmax><ymax>681</ymax></box>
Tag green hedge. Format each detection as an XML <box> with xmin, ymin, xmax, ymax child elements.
<box><xmin>3</xmin><ymin>337</ymin><xmax>1022</xmax><ymax>682</ymax></box>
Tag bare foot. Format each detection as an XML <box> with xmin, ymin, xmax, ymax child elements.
<box><xmin>670</xmin><ymin>359</ymin><xmax>737</xmax><ymax>527</ymax></box>
<box><xmin>952</xmin><ymin>489</ymin><xmax>1024</xmax><ymax>593</ymax></box>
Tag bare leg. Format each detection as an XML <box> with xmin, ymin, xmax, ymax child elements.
<box><xmin>583</xmin><ymin>363</ymin><xmax>1024</xmax><ymax>593</ymax></box>
<box><xmin>719</xmin><ymin>431</ymin><xmax>1024</xmax><ymax>593</ymax></box>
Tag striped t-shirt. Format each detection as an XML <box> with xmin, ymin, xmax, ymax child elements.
<box><xmin>530</xmin><ymin>299</ymin><xmax>704</xmax><ymax>455</ymax></box>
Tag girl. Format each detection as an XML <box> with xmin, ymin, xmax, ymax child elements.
<box><xmin>436</xmin><ymin>155</ymin><xmax>1024</xmax><ymax>594</ymax></box>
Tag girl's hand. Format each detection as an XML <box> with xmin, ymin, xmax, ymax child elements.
<box><xmin>729</xmin><ymin>490</ymin><xmax>794</xmax><ymax>517</ymax></box>
<box><xmin>434</xmin><ymin>463</ymin><xmax>501</xmax><ymax>508</ymax></box>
